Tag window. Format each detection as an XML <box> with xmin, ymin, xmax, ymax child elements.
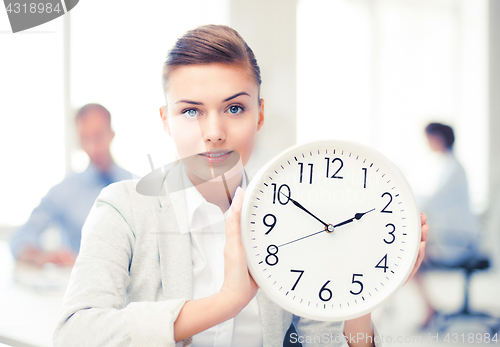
<box><xmin>297</xmin><ymin>0</ymin><xmax>488</xmax><ymax>212</ymax></box>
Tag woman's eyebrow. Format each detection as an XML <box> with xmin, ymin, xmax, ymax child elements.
<box><xmin>175</xmin><ymin>100</ymin><xmax>203</xmax><ymax>105</ymax></box>
<box><xmin>223</xmin><ymin>92</ymin><xmax>250</xmax><ymax>102</ymax></box>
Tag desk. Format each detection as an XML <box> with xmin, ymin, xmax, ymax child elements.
<box><xmin>0</xmin><ymin>242</ymin><xmax>70</xmax><ymax>347</ymax></box>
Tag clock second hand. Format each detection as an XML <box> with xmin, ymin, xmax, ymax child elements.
<box><xmin>277</xmin><ymin>229</ymin><xmax>325</xmax><ymax>248</ymax></box>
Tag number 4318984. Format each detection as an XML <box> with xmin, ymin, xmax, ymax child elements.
<box><xmin>443</xmin><ymin>333</ymin><xmax>498</xmax><ymax>343</ymax></box>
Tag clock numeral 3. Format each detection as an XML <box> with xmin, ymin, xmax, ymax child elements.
<box><xmin>263</xmin><ymin>214</ymin><xmax>277</xmax><ymax>235</ymax></box>
<box><xmin>350</xmin><ymin>273</ymin><xmax>364</xmax><ymax>295</ymax></box>
<box><xmin>380</xmin><ymin>192</ymin><xmax>393</xmax><ymax>213</ymax></box>
<box><xmin>298</xmin><ymin>162</ymin><xmax>314</xmax><ymax>184</ymax></box>
<box><xmin>265</xmin><ymin>245</ymin><xmax>279</xmax><ymax>266</ymax></box>
<box><xmin>375</xmin><ymin>254</ymin><xmax>389</xmax><ymax>273</ymax></box>
<box><xmin>325</xmin><ymin>157</ymin><xmax>343</xmax><ymax>179</ymax></box>
<box><xmin>319</xmin><ymin>280</ymin><xmax>333</xmax><ymax>301</ymax></box>
<box><xmin>272</xmin><ymin>183</ymin><xmax>291</xmax><ymax>205</ymax></box>
<box><xmin>290</xmin><ymin>269</ymin><xmax>304</xmax><ymax>290</ymax></box>
<box><xmin>384</xmin><ymin>223</ymin><xmax>396</xmax><ymax>244</ymax></box>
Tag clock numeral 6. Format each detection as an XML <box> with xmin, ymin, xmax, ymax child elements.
<box><xmin>350</xmin><ymin>273</ymin><xmax>364</xmax><ymax>295</ymax></box>
<box><xmin>272</xmin><ymin>183</ymin><xmax>290</xmax><ymax>205</ymax></box>
<box><xmin>265</xmin><ymin>244</ymin><xmax>279</xmax><ymax>266</ymax></box>
<box><xmin>375</xmin><ymin>254</ymin><xmax>389</xmax><ymax>273</ymax></box>
<box><xmin>263</xmin><ymin>214</ymin><xmax>277</xmax><ymax>235</ymax></box>
<box><xmin>384</xmin><ymin>223</ymin><xmax>396</xmax><ymax>244</ymax></box>
<box><xmin>325</xmin><ymin>157</ymin><xmax>343</xmax><ymax>179</ymax></box>
<box><xmin>319</xmin><ymin>280</ymin><xmax>333</xmax><ymax>302</ymax></box>
<box><xmin>381</xmin><ymin>192</ymin><xmax>393</xmax><ymax>213</ymax></box>
<box><xmin>290</xmin><ymin>269</ymin><xmax>304</xmax><ymax>290</ymax></box>
<box><xmin>298</xmin><ymin>162</ymin><xmax>314</xmax><ymax>184</ymax></box>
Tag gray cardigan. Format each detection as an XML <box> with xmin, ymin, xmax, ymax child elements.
<box><xmin>53</xmin><ymin>164</ymin><xmax>349</xmax><ymax>347</ymax></box>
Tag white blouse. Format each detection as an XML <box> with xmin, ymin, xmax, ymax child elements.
<box><xmin>176</xmin><ymin>166</ymin><xmax>263</xmax><ymax>347</ymax></box>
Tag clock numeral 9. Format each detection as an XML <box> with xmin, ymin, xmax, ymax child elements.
<box><xmin>384</xmin><ymin>223</ymin><xmax>396</xmax><ymax>244</ymax></box>
<box><xmin>325</xmin><ymin>157</ymin><xmax>343</xmax><ymax>179</ymax></box>
<box><xmin>319</xmin><ymin>280</ymin><xmax>333</xmax><ymax>301</ymax></box>
<box><xmin>380</xmin><ymin>192</ymin><xmax>393</xmax><ymax>213</ymax></box>
<box><xmin>298</xmin><ymin>162</ymin><xmax>314</xmax><ymax>184</ymax></box>
<box><xmin>350</xmin><ymin>273</ymin><xmax>364</xmax><ymax>295</ymax></box>
<box><xmin>263</xmin><ymin>214</ymin><xmax>277</xmax><ymax>235</ymax></box>
<box><xmin>265</xmin><ymin>244</ymin><xmax>279</xmax><ymax>266</ymax></box>
<box><xmin>375</xmin><ymin>254</ymin><xmax>389</xmax><ymax>273</ymax></box>
<box><xmin>290</xmin><ymin>269</ymin><xmax>304</xmax><ymax>290</ymax></box>
<box><xmin>272</xmin><ymin>183</ymin><xmax>291</xmax><ymax>205</ymax></box>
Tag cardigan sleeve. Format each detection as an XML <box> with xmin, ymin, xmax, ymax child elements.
<box><xmin>53</xmin><ymin>182</ymin><xmax>188</xmax><ymax>347</ymax></box>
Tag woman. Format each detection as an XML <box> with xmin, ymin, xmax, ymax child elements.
<box><xmin>416</xmin><ymin>122</ymin><xmax>478</xmax><ymax>329</ymax></box>
<box><xmin>53</xmin><ymin>25</ymin><xmax>428</xmax><ymax>347</ymax></box>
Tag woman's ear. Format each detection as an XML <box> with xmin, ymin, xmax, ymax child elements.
<box><xmin>257</xmin><ymin>99</ymin><xmax>265</xmax><ymax>131</ymax></box>
<box><xmin>159</xmin><ymin>106</ymin><xmax>171</xmax><ymax>136</ymax></box>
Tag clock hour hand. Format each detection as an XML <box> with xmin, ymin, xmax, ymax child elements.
<box><xmin>333</xmin><ymin>208</ymin><xmax>376</xmax><ymax>229</ymax></box>
<box><xmin>279</xmin><ymin>191</ymin><xmax>329</xmax><ymax>228</ymax></box>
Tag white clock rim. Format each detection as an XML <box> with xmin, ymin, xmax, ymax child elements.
<box><xmin>241</xmin><ymin>139</ymin><xmax>421</xmax><ymax>322</ymax></box>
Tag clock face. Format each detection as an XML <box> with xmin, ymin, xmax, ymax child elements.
<box><xmin>241</xmin><ymin>140</ymin><xmax>420</xmax><ymax>321</ymax></box>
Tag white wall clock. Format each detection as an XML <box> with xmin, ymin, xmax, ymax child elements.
<box><xmin>241</xmin><ymin>140</ymin><xmax>420</xmax><ymax>321</ymax></box>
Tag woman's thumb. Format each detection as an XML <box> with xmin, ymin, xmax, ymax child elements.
<box><xmin>230</xmin><ymin>186</ymin><xmax>245</xmax><ymax>214</ymax></box>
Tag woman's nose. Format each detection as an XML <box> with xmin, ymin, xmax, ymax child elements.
<box><xmin>202</xmin><ymin>114</ymin><xmax>225</xmax><ymax>143</ymax></box>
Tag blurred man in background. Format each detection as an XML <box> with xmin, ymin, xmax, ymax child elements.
<box><xmin>9</xmin><ymin>103</ymin><xmax>131</xmax><ymax>267</ymax></box>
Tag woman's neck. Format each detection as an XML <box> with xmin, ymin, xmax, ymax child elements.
<box><xmin>186</xmin><ymin>169</ymin><xmax>243</xmax><ymax>213</ymax></box>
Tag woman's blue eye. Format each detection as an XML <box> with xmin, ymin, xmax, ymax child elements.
<box><xmin>228</xmin><ymin>105</ymin><xmax>243</xmax><ymax>114</ymax></box>
<box><xmin>184</xmin><ymin>109</ymin><xmax>199</xmax><ymax>118</ymax></box>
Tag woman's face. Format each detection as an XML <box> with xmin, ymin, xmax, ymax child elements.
<box><xmin>426</xmin><ymin>133</ymin><xmax>446</xmax><ymax>153</ymax></box>
<box><xmin>160</xmin><ymin>63</ymin><xmax>264</xmax><ymax>182</ymax></box>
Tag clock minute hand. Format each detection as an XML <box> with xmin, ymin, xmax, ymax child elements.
<box><xmin>333</xmin><ymin>208</ymin><xmax>376</xmax><ymax>229</ymax></box>
<box><xmin>279</xmin><ymin>191</ymin><xmax>329</xmax><ymax>228</ymax></box>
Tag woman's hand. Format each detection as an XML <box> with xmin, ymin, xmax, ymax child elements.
<box><xmin>174</xmin><ymin>187</ymin><xmax>258</xmax><ymax>342</ymax></box>
<box><xmin>220</xmin><ymin>187</ymin><xmax>258</xmax><ymax>311</ymax></box>
<box><xmin>405</xmin><ymin>213</ymin><xmax>429</xmax><ymax>284</ymax></box>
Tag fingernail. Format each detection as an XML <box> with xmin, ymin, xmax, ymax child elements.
<box><xmin>231</xmin><ymin>186</ymin><xmax>244</xmax><ymax>213</ymax></box>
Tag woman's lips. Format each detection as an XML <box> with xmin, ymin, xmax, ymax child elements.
<box><xmin>199</xmin><ymin>150</ymin><xmax>234</xmax><ymax>165</ymax></box>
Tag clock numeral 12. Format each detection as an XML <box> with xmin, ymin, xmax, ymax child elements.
<box><xmin>362</xmin><ymin>168</ymin><xmax>367</xmax><ymax>188</ymax></box>
<box><xmin>375</xmin><ymin>254</ymin><xmax>389</xmax><ymax>273</ymax></box>
<box><xmin>350</xmin><ymin>273</ymin><xmax>364</xmax><ymax>295</ymax></box>
<box><xmin>298</xmin><ymin>162</ymin><xmax>313</xmax><ymax>184</ymax></box>
<box><xmin>272</xmin><ymin>183</ymin><xmax>291</xmax><ymax>205</ymax></box>
<box><xmin>290</xmin><ymin>269</ymin><xmax>304</xmax><ymax>290</ymax></box>
<box><xmin>325</xmin><ymin>157</ymin><xmax>343</xmax><ymax>179</ymax></box>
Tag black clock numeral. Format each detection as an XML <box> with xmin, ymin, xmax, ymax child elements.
<box><xmin>319</xmin><ymin>280</ymin><xmax>333</xmax><ymax>301</ymax></box>
<box><xmin>272</xmin><ymin>183</ymin><xmax>291</xmax><ymax>205</ymax></box>
<box><xmin>380</xmin><ymin>192</ymin><xmax>393</xmax><ymax>213</ymax></box>
<box><xmin>350</xmin><ymin>273</ymin><xmax>364</xmax><ymax>295</ymax></box>
<box><xmin>362</xmin><ymin>168</ymin><xmax>367</xmax><ymax>188</ymax></box>
<box><xmin>325</xmin><ymin>157</ymin><xmax>343</xmax><ymax>179</ymax></box>
<box><xmin>263</xmin><ymin>214</ymin><xmax>277</xmax><ymax>235</ymax></box>
<box><xmin>375</xmin><ymin>254</ymin><xmax>389</xmax><ymax>273</ymax></box>
<box><xmin>384</xmin><ymin>223</ymin><xmax>396</xmax><ymax>244</ymax></box>
<box><xmin>290</xmin><ymin>269</ymin><xmax>304</xmax><ymax>290</ymax></box>
<box><xmin>265</xmin><ymin>245</ymin><xmax>279</xmax><ymax>266</ymax></box>
<box><xmin>298</xmin><ymin>162</ymin><xmax>314</xmax><ymax>184</ymax></box>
